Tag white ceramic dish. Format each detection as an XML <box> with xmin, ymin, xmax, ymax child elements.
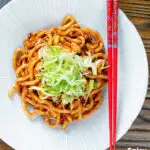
<box><xmin>0</xmin><ymin>0</ymin><xmax>148</xmax><ymax>150</ymax></box>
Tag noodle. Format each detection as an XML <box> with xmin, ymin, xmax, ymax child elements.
<box><xmin>9</xmin><ymin>15</ymin><xmax>108</xmax><ymax>129</ymax></box>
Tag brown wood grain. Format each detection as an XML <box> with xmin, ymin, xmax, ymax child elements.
<box><xmin>0</xmin><ymin>144</ymin><xmax>13</xmax><ymax>150</ymax></box>
<box><xmin>0</xmin><ymin>0</ymin><xmax>150</xmax><ymax>150</ymax></box>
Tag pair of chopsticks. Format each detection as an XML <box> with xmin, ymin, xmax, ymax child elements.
<box><xmin>107</xmin><ymin>0</ymin><xmax>118</xmax><ymax>150</ymax></box>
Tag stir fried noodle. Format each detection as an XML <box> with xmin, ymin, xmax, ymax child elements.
<box><xmin>9</xmin><ymin>15</ymin><xmax>108</xmax><ymax>129</ymax></box>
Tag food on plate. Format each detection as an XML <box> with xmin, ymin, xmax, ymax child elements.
<box><xmin>9</xmin><ymin>15</ymin><xmax>108</xmax><ymax>129</ymax></box>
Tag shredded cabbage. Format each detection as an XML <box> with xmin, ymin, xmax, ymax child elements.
<box><xmin>32</xmin><ymin>46</ymin><xmax>101</xmax><ymax>104</ymax></box>
<box><xmin>87</xmin><ymin>80</ymin><xmax>94</xmax><ymax>93</ymax></box>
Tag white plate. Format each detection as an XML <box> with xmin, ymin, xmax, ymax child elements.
<box><xmin>0</xmin><ymin>0</ymin><xmax>148</xmax><ymax>150</ymax></box>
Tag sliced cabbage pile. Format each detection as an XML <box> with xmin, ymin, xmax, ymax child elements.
<box><xmin>31</xmin><ymin>46</ymin><xmax>101</xmax><ymax>105</ymax></box>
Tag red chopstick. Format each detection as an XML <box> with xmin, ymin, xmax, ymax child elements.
<box><xmin>112</xmin><ymin>0</ymin><xmax>118</xmax><ymax>149</ymax></box>
<box><xmin>107</xmin><ymin>0</ymin><xmax>118</xmax><ymax>150</ymax></box>
<box><xmin>107</xmin><ymin>0</ymin><xmax>113</xmax><ymax>150</ymax></box>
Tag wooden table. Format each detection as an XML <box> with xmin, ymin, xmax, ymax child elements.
<box><xmin>0</xmin><ymin>0</ymin><xmax>150</xmax><ymax>149</ymax></box>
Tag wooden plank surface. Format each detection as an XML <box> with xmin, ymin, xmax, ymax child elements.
<box><xmin>0</xmin><ymin>0</ymin><xmax>150</xmax><ymax>149</ymax></box>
